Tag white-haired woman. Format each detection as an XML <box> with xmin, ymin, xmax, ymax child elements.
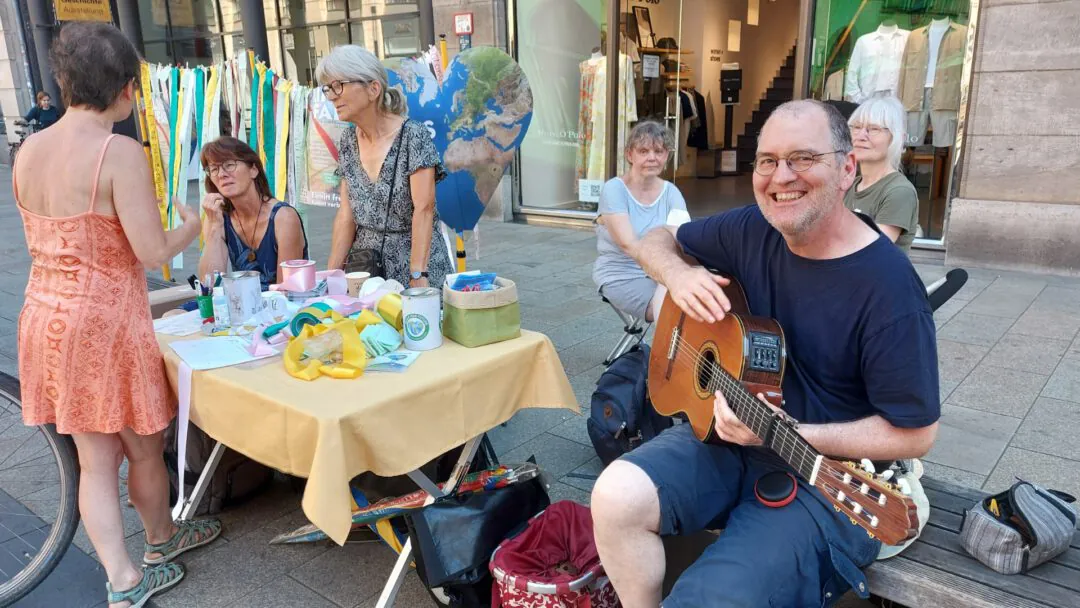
<box><xmin>594</xmin><ymin>120</ymin><xmax>688</xmax><ymax>322</ymax></box>
<box><xmin>318</xmin><ymin>45</ymin><xmax>452</xmax><ymax>289</ymax></box>
<box><xmin>845</xmin><ymin>96</ymin><xmax>919</xmax><ymax>252</ymax></box>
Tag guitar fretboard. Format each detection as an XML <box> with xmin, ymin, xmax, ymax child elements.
<box><xmin>704</xmin><ymin>364</ymin><xmax>819</xmax><ymax>481</ymax></box>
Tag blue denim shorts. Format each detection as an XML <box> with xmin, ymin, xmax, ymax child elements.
<box><xmin>620</xmin><ymin>423</ymin><xmax>881</xmax><ymax>608</ymax></box>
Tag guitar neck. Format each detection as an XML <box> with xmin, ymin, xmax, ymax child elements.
<box><xmin>710</xmin><ymin>370</ymin><xmax>821</xmax><ymax>482</ymax></box>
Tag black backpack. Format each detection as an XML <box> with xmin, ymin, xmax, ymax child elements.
<box><xmin>587</xmin><ymin>344</ymin><xmax>673</xmax><ymax>465</ymax></box>
<box><xmin>163</xmin><ymin>420</ymin><xmax>274</xmax><ymax>516</ymax></box>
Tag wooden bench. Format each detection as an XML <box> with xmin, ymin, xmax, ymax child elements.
<box><xmin>866</xmin><ymin>477</ymin><xmax>1080</xmax><ymax>608</ymax></box>
<box><xmin>660</xmin><ymin>477</ymin><xmax>1080</xmax><ymax>607</ymax></box>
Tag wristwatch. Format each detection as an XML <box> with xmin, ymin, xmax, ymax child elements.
<box><xmin>410</xmin><ymin>270</ymin><xmax>429</xmax><ymax>280</ymax></box>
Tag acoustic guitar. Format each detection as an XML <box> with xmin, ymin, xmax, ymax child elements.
<box><xmin>648</xmin><ymin>279</ymin><xmax>920</xmax><ymax>546</ymax></box>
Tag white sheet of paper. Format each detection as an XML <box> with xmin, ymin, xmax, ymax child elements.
<box><xmin>169</xmin><ymin>336</ymin><xmax>276</xmax><ymax>371</ymax></box>
<box><xmin>153</xmin><ymin>310</ymin><xmax>204</xmax><ymax>336</ymax></box>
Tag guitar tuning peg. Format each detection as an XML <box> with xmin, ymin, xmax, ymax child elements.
<box><xmin>898</xmin><ymin>478</ymin><xmax>912</xmax><ymax>496</ymax></box>
<box><xmin>881</xmin><ymin>469</ymin><xmax>895</xmax><ymax>481</ymax></box>
<box><xmin>860</xmin><ymin>458</ymin><xmax>875</xmax><ymax>474</ymax></box>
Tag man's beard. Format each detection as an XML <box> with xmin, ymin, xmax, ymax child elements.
<box><xmin>759</xmin><ymin>182</ymin><xmax>841</xmax><ymax>238</ymax></box>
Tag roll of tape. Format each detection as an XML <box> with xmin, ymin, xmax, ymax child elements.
<box><xmin>289</xmin><ymin>302</ymin><xmax>335</xmax><ymax>336</ymax></box>
<box><xmin>280</xmin><ymin>259</ymin><xmax>318</xmax><ymax>292</ymax></box>
<box><xmin>376</xmin><ymin>293</ymin><xmax>403</xmax><ymax>331</ymax></box>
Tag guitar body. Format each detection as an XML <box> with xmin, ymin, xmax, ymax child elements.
<box><xmin>649</xmin><ymin>280</ymin><xmax>787</xmax><ymax>444</ymax></box>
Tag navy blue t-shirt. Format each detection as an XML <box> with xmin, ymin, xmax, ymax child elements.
<box><xmin>676</xmin><ymin>205</ymin><xmax>939</xmax><ymax>429</ymax></box>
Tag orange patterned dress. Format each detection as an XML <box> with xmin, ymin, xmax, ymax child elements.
<box><xmin>14</xmin><ymin>135</ymin><xmax>176</xmax><ymax>435</ymax></box>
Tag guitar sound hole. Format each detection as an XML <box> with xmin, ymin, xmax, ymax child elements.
<box><xmin>696</xmin><ymin>348</ymin><xmax>718</xmax><ymax>393</ymax></box>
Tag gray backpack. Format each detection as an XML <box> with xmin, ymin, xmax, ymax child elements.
<box><xmin>163</xmin><ymin>419</ymin><xmax>275</xmax><ymax>516</ymax></box>
<box><xmin>960</xmin><ymin>480</ymin><xmax>1077</xmax><ymax>574</ymax></box>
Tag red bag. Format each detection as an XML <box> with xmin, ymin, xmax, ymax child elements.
<box><xmin>489</xmin><ymin>500</ymin><xmax>620</xmax><ymax>608</ymax></box>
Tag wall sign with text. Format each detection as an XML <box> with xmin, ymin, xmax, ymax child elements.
<box><xmin>53</xmin><ymin>0</ymin><xmax>112</xmax><ymax>22</ymax></box>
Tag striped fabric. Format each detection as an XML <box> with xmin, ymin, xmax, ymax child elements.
<box><xmin>960</xmin><ymin>481</ymin><xmax>1077</xmax><ymax>575</ymax></box>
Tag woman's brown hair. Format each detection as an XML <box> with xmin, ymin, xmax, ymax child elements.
<box><xmin>200</xmin><ymin>137</ymin><xmax>273</xmax><ymax>212</ymax></box>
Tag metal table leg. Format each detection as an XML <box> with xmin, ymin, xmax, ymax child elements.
<box><xmin>176</xmin><ymin>441</ymin><xmax>226</xmax><ymax>521</ymax></box>
<box><xmin>373</xmin><ymin>435</ymin><xmax>484</xmax><ymax>607</ymax></box>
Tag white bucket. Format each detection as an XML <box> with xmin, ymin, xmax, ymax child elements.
<box><xmin>401</xmin><ymin>287</ymin><xmax>443</xmax><ymax>351</ymax></box>
<box><xmin>222</xmin><ymin>271</ymin><xmax>262</xmax><ymax>326</ymax></box>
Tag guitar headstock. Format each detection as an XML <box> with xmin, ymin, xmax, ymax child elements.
<box><xmin>813</xmin><ymin>458</ymin><xmax>920</xmax><ymax>546</ymax></box>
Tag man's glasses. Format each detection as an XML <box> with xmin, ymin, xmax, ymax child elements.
<box><xmin>753</xmin><ymin>151</ymin><xmax>844</xmax><ymax>176</ymax></box>
<box><xmin>206</xmin><ymin>160</ymin><xmax>242</xmax><ymax>177</ymax></box>
<box><xmin>320</xmin><ymin>80</ymin><xmax>366</xmax><ymax>97</ymax></box>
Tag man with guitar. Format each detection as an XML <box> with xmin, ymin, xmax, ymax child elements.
<box><xmin>591</xmin><ymin>100</ymin><xmax>940</xmax><ymax>607</ymax></box>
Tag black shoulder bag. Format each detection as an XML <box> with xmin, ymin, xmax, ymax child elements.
<box><xmin>344</xmin><ymin>123</ymin><xmax>408</xmax><ymax>277</ymax></box>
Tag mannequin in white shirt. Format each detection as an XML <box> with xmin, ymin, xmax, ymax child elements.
<box><xmin>844</xmin><ymin>22</ymin><xmax>911</xmax><ymax>103</ymax></box>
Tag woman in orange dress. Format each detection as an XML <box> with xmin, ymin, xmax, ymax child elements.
<box><xmin>14</xmin><ymin>23</ymin><xmax>220</xmax><ymax>607</ymax></box>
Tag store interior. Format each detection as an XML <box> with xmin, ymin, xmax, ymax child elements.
<box><xmin>517</xmin><ymin>0</ymin><xmax>972</xmax><ymax>244</ymax></box>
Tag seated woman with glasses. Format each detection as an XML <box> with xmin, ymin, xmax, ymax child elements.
<box><xmin>845</xmin><ymin>96</ymin><xmax>919</xmax><ymax>252</ymax></box>
<box><xmin>593</xmin><ymin>120</ymin><xmax>688</xmax><ymax>322</ymax></box>
<box><xmin>197</xmin><ymin>136</ymin><xmax>309</xmax><ymax>290</ymax></box>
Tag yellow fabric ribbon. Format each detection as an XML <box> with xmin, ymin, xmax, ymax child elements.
<box><xmin>283</xmin><ymin>310</ymin><xmax>385</xmax><ymax>381</ymax></box>
<box><xmin>377</xmin><ymin>293</ymin><xmax>403</xmax><ymax>331</ymax></box>
<box><xmin>285</xmin><ymin>320</ymin><xmax>367</xmax><ymax>381</ymax></box>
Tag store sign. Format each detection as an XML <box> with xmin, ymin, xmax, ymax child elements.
<box><xmin>579</xmin><ymin>179</ymin><xmax>603</xmax><ymax>203</ymax></box>
<box><xmin>454</xmin><ymin>13</ymin><xmax>473</xmax><ymax>36</ymax></box>
<box><xmin>53</xmin><ymin>0</ymin><xmax>112</xmax><ymax>22</ymax></box>
<box><xmin>642</xmin><ymin>54</ymin><xmax>660</xmax><ymax>78</ymax></box>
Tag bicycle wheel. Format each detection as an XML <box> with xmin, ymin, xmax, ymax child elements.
<box><xmin>0</xmin><ymin>372</ymin><xmax>80</xmax><ymax>607</ymax></box>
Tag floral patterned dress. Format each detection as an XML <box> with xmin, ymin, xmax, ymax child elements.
<box><xmin>337</xmin><ymin>119</ymin><xmax>453</xmax><ymax>289</ymax></box>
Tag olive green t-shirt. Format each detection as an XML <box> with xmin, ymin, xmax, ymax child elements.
<box><xmin>844</xmin><ymin>172</ymin><xmax>919</xmax><ymax>252</ymax></box>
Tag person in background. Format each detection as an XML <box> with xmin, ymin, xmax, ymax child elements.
<box><xmin>593</xmin><ymin>120</ymin><xmax>688</xmax><ymax>322</ymax></box>
<box><xmin>12</xmin><ymin>22</ymin><xmax>220</xmax><ymax>608</ymax></box>
<box><xmin>24</xmin><ymin>91</ymin><xmax>60</xmax><ymax>130</ymax></box>
<box><xmin>317</xmin><ymin>44</ymin><xmax>453</xmax><ymax>289</ymax></box>
<box><xmin>198</xmin><ymin>136</ymin><xmax>308</xmax><ymax>290</ymax></box>
<box><xmin>845</xmin><ymin>96</ymin><xmax>919</xmax><ymax>252</ymax></box>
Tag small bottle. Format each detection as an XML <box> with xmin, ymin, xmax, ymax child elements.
<box><xmin>212</xmin><ymin>287</ymin><xmax>230</xmax><ymax>328</ymax></box>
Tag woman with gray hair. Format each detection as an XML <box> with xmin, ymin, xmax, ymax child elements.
<box><xmin>593</xmin><ymin>120</ymin><xmax>688</xmax><ymax>322</ymax></box>
<box><xmin>845</xmin><ymin>95</ymin><xmax>919</xmax><ymax>252</ymax></box>
<box><xmin>318</xmin><ymin>45</ymin><xmax>452</xmax><ymax>288</ymax></box>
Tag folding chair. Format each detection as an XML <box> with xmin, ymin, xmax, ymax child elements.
<box><xmin>600</xmin><ymin>286</ymin><xmax>651</xmax><ymax>366</ymax></box>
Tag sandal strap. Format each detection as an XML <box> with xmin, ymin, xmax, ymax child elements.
<box><xmin>106</xmin><ymin>563</ymin><xmax>183</xmax><ymax>603</ymax></box>
<box><xmin>145</xmin><ymin>519</ymin><xmax>220</xmax><ymax>555</ymax></box>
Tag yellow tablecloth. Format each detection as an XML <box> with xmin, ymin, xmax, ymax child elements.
<box><xmin>156</xmin><ymin>330</ymin><xmax>578</xmax><ymax>545</ymax></box>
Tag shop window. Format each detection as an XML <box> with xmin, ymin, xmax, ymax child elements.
<box><xmin>809</xmin><ymin>0</ymin><xmax>972</xmax><ymax>241</ymax></box>
<box><xmin>285</xmin><ymin>23</ymin><xmax>350</xmax><ymax>86</ymax></box>
<box><xmin>172</xmin><ymin>36</ymin><xmax>224</xmax><ymax>67</ymax></box>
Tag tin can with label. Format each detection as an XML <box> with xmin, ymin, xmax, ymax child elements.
<box><xmin>401</xmin><ymin>287</ymin><xmax>443</xmax><ymax>351</ymax></box>
<box><xmin>222</xmin><ymin>271</ymin><xmax>262</xmax><ymax>326</ymax></box>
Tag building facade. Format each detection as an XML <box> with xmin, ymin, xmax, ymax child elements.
<box><xmin>3</xmin><ymin>1</ymin><xmax>1077</xmax><ymax>276</ymax></box>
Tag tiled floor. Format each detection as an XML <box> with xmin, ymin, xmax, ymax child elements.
<box><xmin>2</xmin><ymin>173</ymin><xmax>1080</xmax><ymax>606</ymax></box>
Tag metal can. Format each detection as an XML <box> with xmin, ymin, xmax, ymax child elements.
<box><xmin>222</xmin><ymin>271</ymin><xmax>262</xmax><ymax>326</ymax></box>
<box><xmin>401</xmin><ymin>287</ymin><xmax>443</xmax><ymax>351</ymax></box>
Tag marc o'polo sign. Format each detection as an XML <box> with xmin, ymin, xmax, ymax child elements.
<box><xmin>53</xmin><ymin>0</ymin><xmax>112</xmax><ymax>22</ymax></box>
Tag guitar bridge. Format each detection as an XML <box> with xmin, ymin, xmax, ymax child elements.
<box><xmin>667</xmin><ymin>326</ymin><xmax>680</xmax><ymax>361</ymax></box>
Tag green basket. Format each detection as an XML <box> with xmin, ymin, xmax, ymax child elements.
<box><xmin>442</xmin><ymin>278</ymin><xmax>521</xmax><ymax>348</ymax></box>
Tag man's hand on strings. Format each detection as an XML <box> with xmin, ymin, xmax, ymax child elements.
<box><xmin>668</xmin><ymin>267</ymin><xmax>731</xmax><ymax>324</ymax></box>
<box><xmin>712</xmin><ymin>390</ymin><xmax>783</xmax><ymax>447</ymax></box>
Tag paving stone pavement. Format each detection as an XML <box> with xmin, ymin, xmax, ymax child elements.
<box><xmin>1</xmin><ymin>171</ymin><xmax>1080</xmax><ymax>606</ymax></box>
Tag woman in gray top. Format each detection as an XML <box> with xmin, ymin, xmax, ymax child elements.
<box><xmin>845</xmin><ymin>96</ymin><xmax>920</xmax><ymax>252</ymax></box>
<box><xmin>594</xmin><ymin>121</ymin><xmax>688</xmax><ymax>321</ymax></box>
<box><xmin>318</xmin><ymin>45</ymin><xmax>452</xmax><ymax>289</ymax></box>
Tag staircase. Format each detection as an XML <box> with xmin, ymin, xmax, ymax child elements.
<box><xmin>735</xmin><ymin>46</ymin><xmax>797</xmax><ymax>173</ymax></box>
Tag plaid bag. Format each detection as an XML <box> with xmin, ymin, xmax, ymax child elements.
<box><xmin>959</xmin><ymin>479</ymin><xmax>1077</xmax><ymax>574</ymax></box>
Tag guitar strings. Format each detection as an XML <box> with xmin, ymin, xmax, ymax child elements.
<box><xmin>667</xmin><ymin>335</ymin><xmax>815</xmax><ymax>474</ymax></box>
<box><xmin>667</xmin><ymin>335</ymin><xmax>894</xmax><ymax>510</ymax></box>
<box><xmin>666</xmin><ymin>335</ymin><xmax>857</xmax><ymax>494</ymax></box>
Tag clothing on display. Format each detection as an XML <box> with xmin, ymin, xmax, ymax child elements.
<box><xmin>844</xmin><ymin>24</ymin><xmax>910</xmax><ymax>103</ymax></box>
<box><xmin>823</xmin><ymin>70</ymin><xmax>845</xmax><ymax>101</ymax></box>
<box><xmin>577</xmin><ymin>53</ymin><xmax>639</xmax><ymax>181</ymax></box>
<box><xmin>897</xmin><ymin>19</ymin><xmax>967</xmax><ymax>146</ymax></box>
<box><xmin>686</xmin><ymin>89</ymin><xmax>709</xmax><ymax>151</ymax></box>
